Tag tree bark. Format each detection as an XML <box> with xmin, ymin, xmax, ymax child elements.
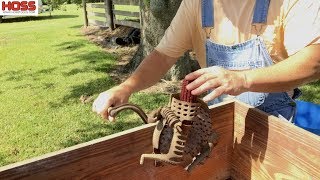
<box><xmin>126</xmin><ymin>0</ymin><xmax>200</xmax><ymax>81</ymax></box>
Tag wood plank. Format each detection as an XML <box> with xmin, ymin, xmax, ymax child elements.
<box><xmin>0</xmin><ymin>102</ymin><xmax>235</xmax><ymax>180</ymax></box>
<box><xmin>87</xmin><ymin>12</ymin><xmax>106</xmax><ymax>18</ymax></box>
<box><xmin>88</xmin><ymin>19</ymin><xmax>107</xmax><ymax>27</ymax></box>
<box><xmin>90</xmin><ymin>3</ymin><xmax>105</xmax><ymax>9</ymax></box>
<box><xmin>231</xmin><ymin>101</ymin><xmax>320</xmax><ymax>179</ymax></box>
<box><xmin>112</xmin><ymin>0</ymin><xmax>139</xmax><ymax>6</ymax></box>
<box><xmin>114</xmin><ymin>19</ymin><xmax>140</xmax><ymax>28</ymax></box>
<box><xmin>113</xmin><ymin>10</ymin><xmax>140</xmax><ymax>18</ymax></box>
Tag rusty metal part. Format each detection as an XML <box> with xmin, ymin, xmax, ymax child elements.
<box><xmin>169</xmin><ymin>94</ymin><xmax>201</xmax><ymax>122</ymax></box>
<box><xmin>109</xmin><ymin>94</ymin><xmax>219</xmax><ymax>172</ymax></box>
<box><xmin>141</xmin><ymin>107</ymin><xmax>186</xmax><ymax>165</ymax></box>
<box><xmin>108</xmin><ymin>103</ymin><xmax>150</xmax><ymax>124</ymax></box>
<box><xmin>140</xmin><ymin>94</ymin><xmax>218</xmax><ymax>171</ymax></box>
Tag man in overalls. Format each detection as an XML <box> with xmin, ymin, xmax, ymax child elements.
<box><xmin>92</xmin><ymin>0</ymin><xmax>320</xmax><ymax>122</ymax></box>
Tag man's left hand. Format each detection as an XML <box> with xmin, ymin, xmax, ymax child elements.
<box><xmin>185</xmin><ymin>66</ymin><xmax>248</xmax><ymax>102</ymax></box>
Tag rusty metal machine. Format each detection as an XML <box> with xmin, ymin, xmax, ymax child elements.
<box><xmin>109</xmin><ymin>79</ymin><xmax>218</xmax><ymax>172</ymax></box>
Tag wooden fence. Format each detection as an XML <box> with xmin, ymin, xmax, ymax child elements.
<box><xmin>83</xmin><ymin>0</ymin><xmax>140</xmax><ymax>30</ymax></box>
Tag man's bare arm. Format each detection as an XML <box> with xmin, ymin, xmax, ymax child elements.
<box><xmin>92</xmin><ymin>50</ymin><xmax>178</xmax><ymax>120</ymax></box>
<box><xmin>120</xmin><ymin>50</ymin><xmax>178</xmax><ymax>94</ymax></box>
<box><xmin>244</xmin><ymin>44</ymin><xmax>320</xmax><ymax>92</ymax></box>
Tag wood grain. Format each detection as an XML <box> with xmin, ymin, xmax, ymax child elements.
<box><xmin>90</xmin><ymin>3</ymin><xmax>105</xmax><ymax>8</ymax></box>
<box><xmin>0</xmin><ymin>103</ymin><xmax>235</xmax><ymax>180</ymax></box>
<box><xmin>114</xmin><ymin>19</ymin><xmax>140</xmax><ymax>29</ymax></box>
<box><xmin>87</xmin><ymin>12</ymin><xmax>106</xmax><ymax>18</ymax></box>
<box><xmin>88</xmin><ymin>19</ymin><xmax>107</xmax><ymax>27</ymax></box>
<box><xmin>112</xmin><ymin>0</ymin><xmax>139</xmax><ymax>6</ymax></box>
<box><xmin>231</xmin><ymin>101</ymin><xmax>320</xmax><ymax>179</ymax></box>
<box><xmin>113</xmin><ymin>10</ymin><xmax>140</xmax><ymax>18</ymax></box>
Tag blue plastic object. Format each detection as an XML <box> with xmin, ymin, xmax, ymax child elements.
<box><xmin>294</xmin><ymin>100</ymin><xmax>320</xmax><ymax>135</ymax></box>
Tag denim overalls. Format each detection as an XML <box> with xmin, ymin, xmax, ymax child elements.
<box><xmin>202</xmin><ymin>0</ymin><xmax>301</xmax><ymax>122</ymax></box>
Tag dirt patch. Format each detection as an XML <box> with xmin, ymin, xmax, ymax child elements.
<box><xmin>81</xmin><ymin>26</ymin><xmax>181</xmax><ymax>94</ymax></box>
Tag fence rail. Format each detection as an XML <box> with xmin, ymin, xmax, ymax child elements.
<box><xmin>90</xmin><ymin>3</ymin><xmax>105</xmax><ymax>8</ymax></box>
<box><xmin>87</xmin><ymin>12</ymin><xmax>106</xmax><ymax>18</ymax></box>
<box><xmin>83</xmin><ymin>0</ymin><xmax>141</xmax><ymax>30</ymax></box>
<box><xmin>112</xmin><ymin>0</ymin><xmax>139</xmax><ymax>5</ymax></box>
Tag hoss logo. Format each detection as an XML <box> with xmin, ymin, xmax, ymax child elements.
<box><xmin>2</xmin><ymin>1</ymin><xmax>36</xmax><ymax>11</ymax></box>
<box><xmin>0</xmin><ymin>0</ymin><xmax>38</xmax><ymax>15</ymax></box>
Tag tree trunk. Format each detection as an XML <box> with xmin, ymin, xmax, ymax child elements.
<box><xmin>126</xmin><ymin>0</ymin><xmax>200</xmax><ymax>81</ymax></box>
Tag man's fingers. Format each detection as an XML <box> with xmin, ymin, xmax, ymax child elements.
<box><xmin>99</xmin><ymin>100</ymin><xmax>114</xmax><ymax>120</ymax></box>
<box><xmin>191</xmin><ymin>79</ymin><xmax>220</xmax><ymax>95</ymax></box>
<box><xmin>107</xmin><ymin>107</ymin><xmax>115</xmax><ymax>122</ymax></box>
<box><xmin>101</xmin><ymin>111</ymin><xmax>114</xmax><ymax>122</ymax></box>
<box><xmin>185</xmin><ymin>68</ymin><xmax>208</xmax><ymax>81</ymax></box>
<box><xmin>202</xmin><ymin>86</ymin><xmax>226</xmax><ymax>102</ymax></box>
<box><xmin>186</xmin><ymin>73</ymin><xmax>217</xmax><ymax>91</ymax></box>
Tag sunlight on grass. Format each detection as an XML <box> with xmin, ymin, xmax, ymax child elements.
<box><xmin>0</xmin><ymin>4</ymin><xmax>167</xmax><ymax>166</ymax></box>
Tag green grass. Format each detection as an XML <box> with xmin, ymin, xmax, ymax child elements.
<box><xmin>0</xmin><ymin>4</ymin><xmax>167</xmax><ymax>166</ymax></box>
<box><xmin>298</xmin><ymin>80</ymin><xmax>320</xmax><ymax>104</ymax></box>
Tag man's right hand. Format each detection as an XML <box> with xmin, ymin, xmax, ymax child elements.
<box><xmin>92</xmin><ymin>85</ymin><xmax>132</xmax><ymax>121</ymax></box>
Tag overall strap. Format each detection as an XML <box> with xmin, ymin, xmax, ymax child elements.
<box><xmin>201</xmin><ymin>0</ymin><xmax>214</xmax><ymax>28</ymax></box>
<box><xmin>201</xmin><ymin>0</ymin><xmax>271</xmax><ymax>28</ymax></box>
<box><xmin>252</xmin><ymin>0</ymin><xmax>271</xmax><ymax>24</ymax></box>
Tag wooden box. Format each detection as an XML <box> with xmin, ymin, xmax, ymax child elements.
<box><xmin>0</xmin><ymin>101</ymin><xmax>319</xmax><ymax>179</ymax></box>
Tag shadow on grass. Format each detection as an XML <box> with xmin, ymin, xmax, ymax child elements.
<box><xmin>0</xmin><ymin>39</ymin><xmax>116</xmax><ymax>103</ymax></box>
<box><xmin>48</xmin><ymin>77</ymin><xmax>115</xmax><ymax>108</ymax></box>
<box><xmin>61</xmin><ymin>119</ymin><xmax>143</xmax><ymax>148</ymax></box>
<box><xmin>1</xmin><ymin>69</ymin><xmax>26</xmax><ymax>82</ymax></box>
<box><xmin>69</xmin><ymin>25</ymin><xmax>83</xmax><ymax>29</ymax></box>
<box><xmin>46</xmin><ymin>41</ymin><xmax>117</xmax><ymax>107</ymax></box>
<box><xmin>299</xmin><ymin>80</ymin><xmax>320</xmax><ymax>104</ymax></box>
<box><xmin>1</xmin><ymin>67</ymin><xmax>57</xmax><ymax>83</ymax></box>
<box><xmin>57</xmin><ymin>49</ymin><xmax>115</xmax><ymax>76</ymax></box>
<box><xmin>1</xmin><ymin>15</ymin><xmax>78</xmax><ymax>23</ymax></box>
<box><xmin>55</xmin><ymin>40</ymin><xmax>88</xmax><ymax>51</ymax></box>
<box><xmin>64</xmin><ymin>77</ymin><xmax>114</xmax><ymax>102</ymax></box>
<box><xmin>36</xmin><ymin>67</ymin><xmax>57</xmax><ymax>74</ymax></box>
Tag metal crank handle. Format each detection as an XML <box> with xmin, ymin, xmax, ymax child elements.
<box><xmin>108</xmin><ymin>103</ymin><xmax>149</xmax><ymax>124</ymax></box>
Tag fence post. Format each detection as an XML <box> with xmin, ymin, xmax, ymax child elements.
<box><xmin>105</xmin><ymin>0</ymin><xmax>114</xmax><ymax>30</ymax></box>
<box><xmin>83</xmin><ymin>0</ymin><xmax>88</xmax><ymax>27</ymax></box>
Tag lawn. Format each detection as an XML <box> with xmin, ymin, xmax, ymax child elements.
<box><xmin>0</xmin><ymin>4</ymin><xmax>168</xmax><ymax>166</ymax></box>
<box><xmin>0</xmin><ymin>3</ymin><xmax>319</xmax><ymax>168</ymax></box>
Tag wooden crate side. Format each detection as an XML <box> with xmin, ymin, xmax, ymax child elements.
<box><xmin>0</xmin><ymin>124</ymin><xmax>155</xmax><ymax>180</ymax></box>
<box><xmin>0</xmin><ymin>103</ymin><xmax>235</xmax><ymax>180</ymax></box>
<box><xmin>231</xmin><ymin>101</ymin><xmax>320</xmax><ymax>179</ymax></box>
<box><xmin>84</xmin><ymin>102</ymin><xmax>235</xmax><ymax>180</ymax></box>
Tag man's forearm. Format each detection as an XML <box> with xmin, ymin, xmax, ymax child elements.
<box><xmin>244</xmin><ymin>44</ymin><xmax>320</xmax><ymax>92</ymax></box>
<box><xmin>120</xmin><ymin>50</ymin><xmax>178</xmax><ymax>93</ymax></box>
